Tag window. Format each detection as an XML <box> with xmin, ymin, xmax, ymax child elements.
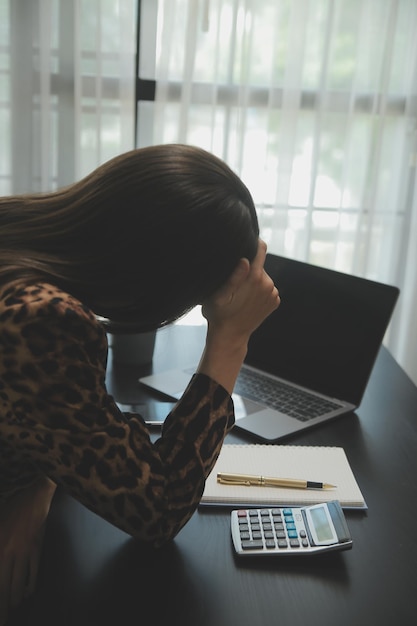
<box><xmin>0</xmin><ymin>0</ymin><xmax>136</xmax><ymax>194</ymax></box>
<box><xmin>135</xmin><ymin>0</ymin><xmax>417</xmax><ymax>382</ymax></box>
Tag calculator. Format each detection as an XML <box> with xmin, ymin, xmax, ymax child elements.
<box><xmin>230</xmin><ymin>500</ymin><xmax>352</xmax><ymax>556</ymax></box>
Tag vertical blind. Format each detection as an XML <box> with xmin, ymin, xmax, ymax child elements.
<box><xmin>136</xmin><ymin>0</ymin><xmax>417</xmax><ymax>385</ymax></box>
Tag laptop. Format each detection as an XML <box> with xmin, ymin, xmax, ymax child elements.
<box><xmin>139</xmin><ymin>254</ymin><xmax>399</xmax><ymax>442</ymax></box>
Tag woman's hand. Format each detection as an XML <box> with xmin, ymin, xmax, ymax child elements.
<box><xmin>0</xmin><ymin>476</ymin><xmax>56</xmax><ymax>625</ymax></box>
<box><xmin>202</xmin><ymin>239</ymin><xmax>279</xmax><ymax>339</ymax></box>
<box><xmin>199</xmin><ymin>240</ymin><xmax>280</xmax><ymax>394</ymax></box>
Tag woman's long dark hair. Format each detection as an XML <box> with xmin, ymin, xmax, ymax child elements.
<box><xmin>0</xmin><ymin>144</ymin><xmax>259</xmax><ymax>332</ymax></box>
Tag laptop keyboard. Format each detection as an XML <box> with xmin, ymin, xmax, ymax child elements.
<box><xmin>234</xmin><ymin>368</ymin><xmax>341</xmax><ymax>422</ymax></box>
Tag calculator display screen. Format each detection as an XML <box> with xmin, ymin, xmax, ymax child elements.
<box><xmin>309</xmin><ymin>506</ymin><xmax>334</xmax><ymax>542</ymax></box>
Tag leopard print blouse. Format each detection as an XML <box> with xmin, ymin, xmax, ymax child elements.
<box><xmin>0</xmin><ymin>282</ymin><xmax>235</xmax><ymax>545</ymax></box>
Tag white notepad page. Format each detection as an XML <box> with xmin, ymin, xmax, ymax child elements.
<box><xmin>201</xmin><ymin>445</ymin><xmax>366</xmax><ymax>510</ymax></box>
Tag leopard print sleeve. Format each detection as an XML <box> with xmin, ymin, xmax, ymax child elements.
<box><xmin>0</xmin><ymin>282</ymin><xmax>235</xmax><ymax>545</ymax></box>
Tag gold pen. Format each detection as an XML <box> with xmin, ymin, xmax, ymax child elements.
<box><xmin>217</xmin><ymin>472</ymin><xmax>336</xmax><ymax>490</ymax></box>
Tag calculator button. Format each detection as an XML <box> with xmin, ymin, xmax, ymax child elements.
<box><xmin>276</xmin><ymin>531</ymin><xmax>286</xmax><ymax>539</ymax></box>
<box><xmin>287</xmin><ymin>530</ymin><xmax>298</xmax><ymax>539</ymax></box>
<box><xmin>302</xmin><ymin>539</ymin><xmax>309</xmax><ymax>547</ymax></box>
<box><xmin>278</xmin><ymin>539</ymin><xmax>288</xmax><ymax>548</ymax></box>
<box><xmin>290</xmin><ymin>539</ymin><xmax>300</xmax><ymax>548</ymax></box>
<box><xmin>286</xmin><ymin>522</ymin><xmax>296</xmax><ymax>531</ymax></box>
<box><xmin>252</xmin><ymin>531</ymin><xmax>262</xmax><ymax>540</ymax></box>
<box><xmin>299</xmin><ymin>530</ymin><xmax>307</xmax><ymax>538</ymax></box>
<box><xmin>241</xmin><ymin>540</ymin><xmax>264</xmax><ymax>550</ymax></box>
<box><xmin>240</xmin><ymin>532</ymin><xmax>250</xmax><ymax>541</ymax></box>
<box><xmin>265</xmin><ymin>540</ymin><xmax>276</xmax><ymax>549</ymax></box>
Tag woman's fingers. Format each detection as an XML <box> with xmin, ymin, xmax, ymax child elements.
<box><xmin>9</xmin><ymin>556</ymin><xmax>27</xmax><ymax>610</ymax></box>
<box><xmin>219</xmin><ymin>258</ymin><xmax>250</xmax><ymax>304</ymax></box>
<box><xmin>26</xmin><ymin>526</ymin><xmax>45</xmax><ymax>597</ymax></box>
<box><xmin>203</xmin><ymin>239</ymin><xmax>280</xmax><ymax>339</ymax></box>
<box><xmin>251</xmin><ymin>239</ymin><xmax>267</xmax><ymax>272</ymax></box>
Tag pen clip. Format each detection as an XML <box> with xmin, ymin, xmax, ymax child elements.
<box><xmin>217</xmin><ymin>476</ymin><xmax>252</xmax><ymax>486</ymax></box>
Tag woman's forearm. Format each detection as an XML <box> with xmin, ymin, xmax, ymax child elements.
<box><xmin>196</xmin><ymin>326</ymin><xmax>248</xmax><ymax>395</ymax></box>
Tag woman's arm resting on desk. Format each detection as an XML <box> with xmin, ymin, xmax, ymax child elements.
<box><xmin>0</xmin><ymin>286</ymin><xmax>235</xmax><ymax>549</ymax></box>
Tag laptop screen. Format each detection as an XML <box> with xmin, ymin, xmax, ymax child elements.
<box><xmin>245</xmin><ymin>254</ymin><xmax>399</xmax><ymax>405</ymax></box>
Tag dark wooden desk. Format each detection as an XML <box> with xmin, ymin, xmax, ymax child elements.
<box><xmin>10</xmin><ymin>325</ymin><xmax>417</xmax><ymax>626</ymax></box>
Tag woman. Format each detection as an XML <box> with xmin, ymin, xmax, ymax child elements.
<box><xmin>0</xmin><ymin>144</ymin><xmax>280</xmax><ymax>619</ymax></box>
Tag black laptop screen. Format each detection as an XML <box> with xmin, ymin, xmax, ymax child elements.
<box><xmin>246</xmin><ymin>254</ymin><xmax>399</xmax><ymax>406</ymax></box>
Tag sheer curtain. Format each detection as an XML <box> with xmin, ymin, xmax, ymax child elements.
<box><xmin>137</xmin><ymin>0</ymin><xmax>417</xmax><ymax>386</ymax></box>
<box><xmin>0</xmin><ymin>0</ymin><xmax>136</xmax><ymax>195</ymax></box>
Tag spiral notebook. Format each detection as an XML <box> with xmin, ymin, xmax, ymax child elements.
<box><xmin>201</xmin><ymin>445</ymin><xmax>366</xmax><ymax>510</ymax></box>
